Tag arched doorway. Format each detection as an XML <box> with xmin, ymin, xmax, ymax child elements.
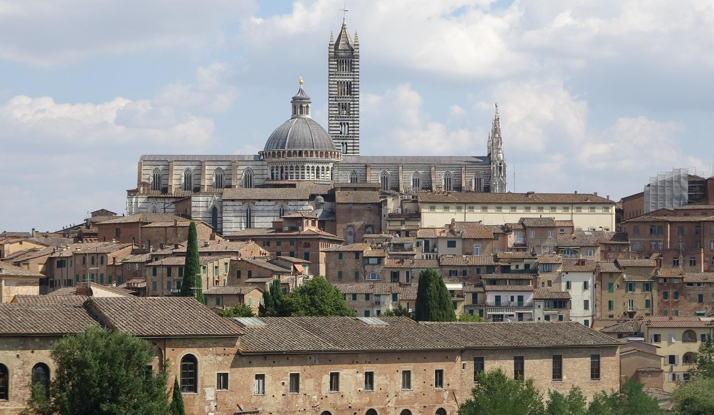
<box><xmin>320</xmin><ymin>412</ymin><xmax>332</xmax><ymax>415</ymax></box>
<box><xmin>436</xmin><ymin>409</ymin><xmax>447</xmax><ymax>415</ymax></box>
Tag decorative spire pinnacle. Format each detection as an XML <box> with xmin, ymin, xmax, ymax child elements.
<box><xmin>299</xmin><ymin>76</ymin><xmax>303</xmax><ymax>86</ymax></box>
<box><xmin>340</xmin><ymin>1</ymin><xmax>348</xmax><ymax>23</ymax></box>
<box><xmin>495</xmin><ymin>102</ymin><xmax>499</xmax><ymax>116</ymax></box>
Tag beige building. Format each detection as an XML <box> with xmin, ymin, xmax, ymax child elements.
<box><xmin>0</xmin><ymin>262</ymin><xmax>42</xmax><ymax>303</ymax></box>
<box><xmin>417</xmin><ymin>192</ymin><xmax>616</xmax><ymax>231</ymax></box>
<box><xmin>597</xmin><ymin>259</ymin><xmax>657</xmax><ymax>320</ymax></box>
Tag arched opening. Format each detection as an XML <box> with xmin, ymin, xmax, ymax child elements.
<box><xmin>183</xmin><ymin>169</ymin><xmax>193</xmax><ymax>191</ymax></box>
<box><xmin>683</xmin><ymin>330</ymin><xmax>697</xmax><ymax>342</ymax></box>
<box><xmin>412</xmin><ymin>172</ymin><xmax>421</xmax><ymax>191</ymax></box>
<box><xmin>474</xmin><ymin>174</ymin><xmax>483</xmax><ymax>193</ymax></box>
<box><xmin>400</xmin><ymin>410</ymin><xmax>412</xmax><ymax>415</ymax></box>
<box><xmin>350</xmin><ymin>171</ymin><xmax>359</xmax><ymax>183</ymax></box>
<box><xmin>365</xmin><ymin>225</ymin><xmax>374</xmax><ymax>234</ymax></box>
<box><xmin>346</xmin><ymin>226</ymin><xmax>355</xmax><ymax>244</ymax></box>
<box><xmin>180</xmin><ymin>354</ymin><xmax>198</xmax><ymax>393</ymax></box>
<box><xmin>213</xmin><ymin>168</ymin><xmax>224</xmax><ymax>189</ymax></box>
<box><xmin>683</xmin><ymin>352</ymin><xmax>697</xmax><ymax>364</ymax></box>
<box><xmin>245</xmin><ymin>206</ymin><xmax>253</xmax><ymax>229</ymax></box>
<box><xmin>31</xmin><ymin>363</ymin><xmax>50</xmax><ymax>398</ymax></box>
<box><xmin>366</xmin><ymin>410</ymin><xmax>378</xmax><ymax>415</ymax></box>
<box><xmin>342</xmin><ymin>142</ymin><xmax>348</xmax><ymax>153</ymax></box>
<box><xmin>150</xmin><ymin>205</ymin><xmax>159</xmax><ymax>214</ymax></box>
<box><xmin>243</xmin><ymin>169</ymin><xmax>254</xmax><ymax>188</ymax></box>
<box><xmin>443</xmin><ymin>171</ymin><xmax>453</xmax><ymax>191</ymax></box>
<box><xmin>436</xmin><ymin>409</ymin><xmax>447</xmax><ymax>415</ymax></box>
<box><xmin>151</xmin><ymin>168</ymin><xmax>162</xmax><ymax>191</ymax></box>
<box><xmin>211</xmin><ymin>207</ymin><xmax>218</xmax><ymax>231</ymax></box>
<box><xmin>320</xmin><ymin>412</ymin><xmax>332</xmax><ymax>415</ymax></box>
<box><xmin>380</xmin><ymin>171</ymin><xmax>389</xmax><ymax>191</ymax></box>
<box><xmin>0</xmin><ymin>363</ymin><xmax>7</xmax><ymax>400</ymax></box>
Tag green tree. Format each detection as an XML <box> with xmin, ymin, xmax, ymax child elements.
<box><xmin>381</xmin><ymin>304</ymin><xmax>412</xmax><ymax>318</ymax></box>
<box><xmin>259</xmin><ymin>279</ymin><xmax>285</xmax><ymax>317</ymax></box>
<box><xmin>673</xmin><ymin>376</ymin><xmax>714</xmax><ymax>414</ymax></box>
<box><xmin>459</xmin><ymin>369</ymin><xmax>545</xmax><ymax>415</ymax></box>
<box><xmin>169</xmin><ymin>377</ymin><xmax>186</xmax><ymax>415</ymax></box>
<box><xmin>546</xmin><ymin>387</ymin><xmax>587</xmax><ymax>415</ymax></box>
<box><xmin>282</xmin><ymin>276</ymin><xmax>357</xmax><ymax>317</ymax></box>
<box><xmin>694</xmin><ymin>329</ymin><xmax>714</xmax><ymax>378</ymax></box>
<box><xmin>585</xmin><ymin>379</ymin><xmax>660</xmax><ymax>415</ymax></box>
<box><xmin>218</xmin><ymin>303</ymin><xmax>256</xmax><ymax>318</ymax></box>
<box><xmin>24</xmin><ymin>326</ymin><xmax>169</xmax><ymax>415</ymax></box>
<box><xmin>458</xmin><ymin>314</ymin><xmax>485</xmax><ymax>322</ymax></box>
<box><xmin>180</xmin><ymin>222</ymin><xmax>204</xmax><ymax>304</ymax></box>
<box><xmin>414</xmin><ymin>268</ymin><xmax>456</xmax><ymax>322</ymax></box>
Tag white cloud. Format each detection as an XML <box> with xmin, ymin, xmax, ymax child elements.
<box><xmin>153</xmin><ymin>63</ymin><xmax>238</xmax><ymax>113</ymax></box>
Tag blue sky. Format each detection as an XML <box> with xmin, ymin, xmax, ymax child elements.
<box><xmin>1</xmin><ymin>0</ymin><xmax>713</xmax><ymax>232</ymax></box>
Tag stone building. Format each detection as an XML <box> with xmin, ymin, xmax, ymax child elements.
<box><xmin>597</xmin><ymin>259</ymin><xmax>657</xmax><ymax>320</ymax></box>
<box><xmin>203</xmin><ymin>286</ymin><xmax>264</xmax><ymax>314</ymax></box>
<box><xmin>0</xmin><ymin>262</ymin><xmax>42</xmax><ymax>303</ymax></box>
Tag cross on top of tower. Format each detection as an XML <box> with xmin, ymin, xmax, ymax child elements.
<box><xmin>339</xmin><ymin>1</ymin><xmax>348</xmax><ymax>22</ymax></box>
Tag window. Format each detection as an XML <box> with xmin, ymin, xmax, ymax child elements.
<box><xmin>473</xmin><ymin>244</ymin><xmax>482</xmax><ymax>256</ymax></box>
<box><xmin>289</xmin><ymin>373</ymin><xmax>300</xmax><ymax>393</ymax></box>
<box><xmin>586</xmin><ymin>249</ymin><xmax>595</xmax><ymax>257</ymax></box>
<box><xmin>608</xmin><ymin>300</ymin><xmax>614</xmax><ymax>310</ymax></box>
<box><xmin>473</xmin><ymin>357</ymin><xmax>484</xmax><ymax>383</ymax></box>
<box><xmin>514</xmin><ymin>356</ymin><xmax>524</xmax><ymax>380</ymax></box>
<box><xmin>542</xmin><ymin>264</ymin><xmax>552</xmax><ymax>272</ymax></box>
<box><xmin>338</xmin><ymin>271</ymin><xmax>343</xmax><ymax>279</ymax></box>
<box><xmin>401</xmin><ymin>370</ymin><xmax>412</xmax><ymax>390</ymax></box>
<box><xmin>584</xmin><ymin>300</ymin><xmax>590</xmax><ymax>310</ymax></box>
<box><xmin>608</xmin><ymin>282</ymin><xmax>614</xmax><ymax>293</ymax></box>
<box><xmin>645</xmin><ymin>299</ymin><xmax>651</xmax><ymax>308</ymax></box>
<box><xmin>180</xmin><ymin>354</ymin><xmax>198</xmax><ymax>393</ymax></box>
<box><xmin>643</xmin><ymin>282</ymin><xmax>651</xmax><ymax>292</ymax></box>
<box><xmin>652</xmin><ymin>334</ymin><xmax>661</xmax><ymax>343</ymax></box>
<box><xmin>626</xmin><ymin>282</ymin><xmax>635</xmax><ymax>292</ymax></box>
<box><xmin>690</xmin><ymin>257</ymin><xmax>697</xmax><ymax>266</ymax></box>
<box><xmin>663</xmin><ymin>291</ymin><xmax>669</xmax><ymax>300</ymax></box>
<box><xmin>380</xmin><ymin>171</ymin><xmax>390</xmax><ymax>191</ymax></box>
<box><xmin>329</xmin><ymin>372</ymin><xmax>340</xmax><ymax>392</ymax></box>
<box><xmin>152</xmin><ymin>281</ymin><xmax>157</xmax><ymax>291</ymax></box>
<box><xmin>254</xmin><ymin>374</ymin><xmax>265</xmax><ymax>395</ymax></box>
<box><xmin>584</xmin><ymin>281</ymin><xmax>589</xmax><ymax>290</ymax></box>
<box><xmin>0</xmin><ymin>364</ymin><xmax>8</xmax><ymax>400</ymax></box>
<box><xmin>674</xmin><ymin>291</ymin><xmax>680</xmax><ymax>300</ymax></box>
<box><xmin>552</xmin><ymin>355</ymin><xmax>562</xmax><ymax>381</ymax></box>
<box><xmin>217</xmin><ymin>373</ymin><xmax>229</xmax><ymax>391</ymax></box>
<box><xmin>304</xmin><ymin>252</ymin><xmax>310</xmax><ymax>261</ymax></box>
<box><xmin>443</xmin><ymin>171</ymin><xmax>453</xmax><ymax>191</ymax></box>
<box><xmin>350</xmin><ymin>170</ymin><xmax>359</xmax><ymax>183</ymax></box>
<box><xmin>151</xmin><ymin>168</ymin><xmax>162</xmax><ymax>191</ymax></box>
<box><xmin>591</xmin><ymin>355</ymin><xmax>600</xmax><ymax>380</ymax></box>
<box><xmin>412</xmin><ymin>172</ymin><xmax>421</xmax><ymax>190</ymax></box>
<box><xmin>683</xmin><ymin>330</ymin><xmax>697</xmax><ymax>342</ymax></box>
<box><xmin>449</xmin><ymin>270</ymin><xmax>457</xmax><ymax>277</ymax></box>
<box><xmin>213</xmin><ymin>168</ymin><xmax>225</xmax><ymax>189</ymax></box>
<box><xmin>447</xmin><ymin>240</ymin><xmax>456</xmax><ymax>248</ymax></box>
<box><xmin>700</xmin><ymin>294</ymin><xmax>704</xmax><ymax>303</ymax></box>
<box><xmin>434</xmin><ymin>369</ymin><xmax>444</xmax><ymax>389</ymax></box>
<box><xmin>364</xmin><ymin>371</ymin><xmax>374</xmax><ymax>391</ymax></box>
<box><xmin>566</xmin><ymin>281</ymin><xmax>571</xmax><ymax>290</ymax></box>
<box><xmin>355</xmin><ymin>271</ymin><xmax>359</xmax><ymax>280</ymax></box>
<box><xmin>31</xmin><ymin>363</ymin><xmax>50</xmax><ymax>398</ymax></box>
<box><xmin>243</xmin><ymin>169</ymin><xmax>254</xmax><ymax>188</ymax></box>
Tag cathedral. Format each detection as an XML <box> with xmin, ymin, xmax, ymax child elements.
<box><xmin>126</xmin><ymin>19</ymin><xmax>507</xmax><ymax>235</ymax></box>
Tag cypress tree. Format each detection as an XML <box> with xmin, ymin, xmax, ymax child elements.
<box><xmin>260</xmin><ymin>279</ymin><xmax>284</xmax><ymax>317</ymax></box>
<box><xmin>180</xmin><ymin>222</ymin><xmax>203</xmax><ymax>303</ymax></box>
<box><xmin>414</xmin><ymin>268</ymin><xmax>456</xmax><ymax>321</ymax></box>
<box><xmin>169</xmin><ymin>377</ymin><xmax>186</xmax><ymax>415</ymax></box>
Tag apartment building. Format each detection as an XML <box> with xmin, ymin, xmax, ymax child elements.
<box><xmin>561</xmin><ymin>259</ymin><xmax>596</xmax><ymax>326</ymax></box>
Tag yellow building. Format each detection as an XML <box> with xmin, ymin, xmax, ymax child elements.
<box><xmin>0</xmin><ymin>262</ymin><xmax>42</xmax><ymax>303</ymax></box>
<box><xmin>598</xmin><ymin>259</ymin><xmax>657</xmax><ymax>319</ymax></box>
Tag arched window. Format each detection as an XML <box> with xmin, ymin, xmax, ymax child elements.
<box><xmin>436</xmin><ymin>409</ymin><xmax>447</xmax><ymax>415</ymax></box>
<box><xmin>366</xmin><ymin>410</ymin><xmax>378</xmax><ymax>415</ymax></box>
<box><xmin>683</xmin><ymin>352</ymin><xmax>697</xmax><ymax>364</ymax></box>
<box><xmin>350</xmin><ymin>171</ymin><xmax>359</xmax><ymax>183</ymax></box>
<box><xmin>151</xmin><ymin>168</ymin><xmax>161</xmax><ymax>191</ymax></box>
<box><xmin>211</xmin><ymin>207</ymin><xmax>218</xmax><ymax>231</ymax></box>
<box><xmin>320</xmin><ymin>412</ymin><xmax>332</xmax><ymax>415</ymax></box>
<box><xmin>683</xmin><ymin>330</ymin><xmax>697</xmax><ymax>342</ymax></box>
<box><xmin>182</xmin><ymin>169</ymin><xmax>193</xmax><ymax>191</ymax></box>
<box><xmin>380</xmin><ymin>171</ymin><xmax>390</xmax><ymax>191</ymax></box>
<box><xmin>278</xmin><ymin>205</ymin><xmax>286</xmax><ymax>218</ymax></box>
<box><xmin>412</xmin><ymin>172</ymin><xmax>421</xmax><ymax>191</ymax></box>
<box><xmin>150</xmin><ymin>205</ymin><xmax>158</xmax><ymax>213</ymax></box>
<box><xmin>346</xmin><ymin>226</ymin><xmax>355</xmax><ymax>244</ymax></box>
<box><xmin>443</xmin><ymin>171</ymin><xmax>453</xmax><ymax>191</ymax></box>
<box><xmin>400</xmin><ymin>411</ymin><xmax>412</xmax><ymax>415</ymax></box>
<box><xmin>246</xmin><ymin>207</ymin><xmax>253</xmax><ymax>229</ymax></box>
<box><xmin>0</xmin><ymin>364</ymin><xmax>8</xmax><ymax>400</ymax></box>
<box><xmin>342</xmin><ymin>142</ymin><xmax>348</xmax><ymax>153</ymax></box>
<box><xmin>213</xmin><ymin>168</ymin><xmax>224</xmax><ymax>189</ymax></box>
<box><xmin>32</xmin><ymin>363</ymin><xmax>50</xmax><ymax>397</ymax></box>
<box><xmin>180</xmin><ymin>354</ymin><xmax>198</xmax><ymax>393</ymax></box>
<box><xmin>365</xmin><ymin>225</ymin><xmax>374</xmax><ymax>234</ymax></box>
<box><xmin>475</xmin><ymin>174</ymin><xmax>483</xmax><ymax>193</ymax></box>
<box><xmin>243</xmin><ymin>169</ymin><xmax>254</xmax><ymax>188</ymax></box>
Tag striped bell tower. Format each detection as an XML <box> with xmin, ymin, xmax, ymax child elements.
<box><xmin>328</xmin><ymin>17</ymin><xmax>360</xmax><ymax>155</ymax></box>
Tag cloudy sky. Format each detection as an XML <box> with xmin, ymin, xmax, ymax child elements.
<box><xmin>2</xmin><ymin>0</ymin><xmax>713</xmax><ymax>232</ymax></box>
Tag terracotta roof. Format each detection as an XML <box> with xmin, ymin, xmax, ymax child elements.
<box><xmin>383</xmin><ymin>258</ymin><xmax>439</xmax><ymax>269</ymax></box>
<box><xmin>555</xmin><ymin>220</ymin><xmax>574</xmax><ymax>227</ymax></box>
<box><xmin>203</xmin><ymin>286</ymin><xmax>261</xmax><ymax>295</ymax></box>
<box><xmin>481</xmin><ymin>273</ymin><xmax>534</xmax><ymax>280</ymax></box>
<box><xmin>520</xmin><ymin>217</ymin><xmax>556</xmax><ymax>228</ymax></box>
<box><xmin>324</xmin><ymin>243</ymin><xmax>370</xmax><ymax>252</ymax></box>
<box><xmin>658</xmin><ymin>268</ymin><xmax>684</xmax><ymax>277</ymax></box>
<box><xmin>227</xmin><ymin>228</ymin><xmax>342</xmax><ymax>241</ymax></box>
<box><xmin>0</xmin><ymin>262</ymin><xmax>44</xmax><ymax>278</ymax></box>
<box><xmin>0</xmin><ymin>303</ymin><xmax>98</xmax><ymax>335</ymax></box>
<box><xmin>626</xmin><ymin>215</ymin><xmax>714</xmax><ymax>223</ymax></box>
<box><xmin>241</xmin><ymin>258</ymin><xmax>292</xmax><ymax>273</ymax></box>
<box><xmin>617</xmin><ymin>259</ymin><xmax>656</xmax><ymax>268</ymax></box>
<box><xmin>391</xmin><ymin>237</ymin><xmax>416</xmax><ymax>244</ymax></box>
<box><xmin>237</xmin><ymin>317</ymin><xmax>619</xmax><ymax>353</ymax></box>
<box><xmin>12</xmin><ymin>295</ymin><xmax>90</xmax><ymax>304</ymax></box>
<box><xmin>89</xmin><ymin>297</ymin><xmax>243</xmax><ymax>337</ymax></box>
<box><xmin>439</xmin><ymin>255</ymin><xmax>497</xmax><ymax>266</ymax></box>
<box><xmin>533</xmin><ymin>289</ymin><xmax>570</xmax><ymax>300</ymax></box>
<box><xmin>675</xmin><ymin>203</ymin><xmax>714</xmax><ymax>210</ymax></box>
<box><xmin>335</xmin><ymin>191</ymin><xmax>381</xmax><ymax>204</ymax></box>
<box><xmin>636</xmin><ymin>367</ymin><xmax>664</xmax><ymax>372</ymax></box>
<box><xmin>98</xmin><ymin>213</ymin><xmax>187</xmax><ymax>225</ymax></box>
<box><xmin>484</xmin><ymin>285</ymin><xmax>534</xmax><ymax>292</ymax></box>
<box><xmin>364</xmin><ymin>249</ymin><xmax>387</xmax><ymax>258</ymax></box>
<box><xmin>417</xmin><ymin>192</ymin><xmax>614</xmax><ymax>205</ymax></box>
<box><xmin>599</xmin><ymin>232</ymin><xmax>629</xmax><ymax>244</ymax></box>
<box><xmin>244</xmin><ymin>277</ymin><xmax>276</xmax><ymax>283</ymax></box>
<box><xmin>453</xmin><ymin>222</ymin><xmax>494</xmax><ymax>239</ymax></box>
<box><xmin>685</xmin><ymin>273</ymin><xmax>714</xmax><ymax>283</ymax></box>
<box><xmin>52</xmin><ymin>242</ymin><xmax>132</xmax><ymax>255</ymax></box>
<box><xmin>463</xmin><ymin>285</ymin><xmax>485</xmax><ymax>293</ymax></box>
<box><xmin>496</xmin><ymin>252</ymin><xmax>537</xmax><ymax>260</ymax></box>
<box><xmin>46</xmin><ymin>287</ymin><xmax>79</xmax><ymax>296</ymax></box>
<box><xmin>336</xmin><ymin>283</ymin><xmax>401</xmax><ymax>295</ymax></box>
<box><xmin>597</xmin><ymin>262</ymin><xmax>621</xmax><ymax>273</ymax></box>
<box><xmin>600</xmin><ymin>320</ymin><xmax>637</xmax><ymax>334</ymax></box>
<box><xmin>562</xmin><ymin>259</ymin><xmax>596</xmax><ymax>272</ymax></box>
<box><xmin>557</xmin><ymin>231</ymin><xmax>601</xmax><ymax>247</ymax></box>
<box><xmin>141</xmin><ymin>220</ymin><xmax>198</xmax><ymax>228</ymax></box>
<box><xmin>150</xmin><ymin>256</ymin><xmax>230</xmax><ymax>266</ymax></box>
<box><xmin>643</xmin><ymin>317</ymin><xmax>713</xmax><ymax>328</ymax></box>
<box><xmin>537</xmin><ymin>254</ymin><xmax>563</xmax><ymax>264</ymax></box>
<box><xmin>417</xmin><ymin>228</ymin><xmax>440</xmax><ymax>238</ymax></box>
<box><xmin>174</xmin><ymin>240</ymin><xmax>259</xmax><ymax>253</ymax></box>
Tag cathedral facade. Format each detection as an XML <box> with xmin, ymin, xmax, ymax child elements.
<box><xmin>126</xmin><ymin>19</ymin><xmax>506</xmax><ymax>235</ymax></box>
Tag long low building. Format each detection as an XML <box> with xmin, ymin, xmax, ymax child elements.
<box><xmin>0</xmin><ymin>297</ymin><xmax>621</xmax><ymax>415</ymax></box>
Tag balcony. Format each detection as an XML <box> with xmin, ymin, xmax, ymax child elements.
<box><xmin>485</xmin><ymin>301</ymin><xmax>534</xmax><ymax>308</ymax></box>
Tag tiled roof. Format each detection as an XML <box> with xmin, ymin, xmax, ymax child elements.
<box><xmin>658</xmin><ymin>268</ymin><xmax>684</xmax><ymax>277</ymax></box>
<box><xmin>675</xmin><ymin>203</ymin><xmax>714</xmax><ymax>210</ymax></box>
<box><xmin>453</xmin><ymin>222</ymin><xmax>494</xmax><ymax>239</ymax></box>
<box><xmin>417</xmin><ymin>228</ymin><xmax>440</xmax><ymax>238</ymax></box>
<box><xmin>484</xmin><ymin>225</ymin><xmax>507</xmax><ymax>234</ymax></box>
<box><xmin>203</xmin><ymin>286</ymin><xmax>261</xmax><ymax>295</ymax></box>
<box><xmin>557</xmin><ymin>231</ymin><xmax>601</xmax><ymax>247</ymax></box>
<box><xmin>364</xmin><ymin>249</ymin><xmax>387</xmax><ymax>258</ymax></box>
<box><xmin>174</xmin><ymin>240</ymin><xmax>258</xmax><ymax>253</ymax></box>
<box><xmin>335</xmin><ymin>191</ymin><xmax>381</xmax><ymax>204</ymax></box>
<box><xmin>12</xmin><ymin>295</ymin><xmax>90</xmax><ymax>304</ymax></box>
<box><xmin>150</xmin><ymin>256</ymin><xmax>230</xmax><ymax>266</ymax></box>
<box><xmin>463</xmin><ymin>285</ymin><xmax>485</xmax><ymax>293</ymax></box>
<box><xmin>562</xmin><ymin>260</ymin><xmax>597</xmax><ymax>272</ymax></box>
<box><xmin>537</xmin><ymin>254</ymin><xmax>563</xmax><ymax>264</ymax></box>
<box><xmin>481</xmin><ymin>274</ymin><xmax>534</xmax><ymax>280</ymax></box>
<box><xmin>496</xmin><ymin>252</ymin><xmax>537</xmax><ymax>260</ymax></box>
<box><xmin>520</xmin><ymin>217</ymin><xmax>556</xmax><ymax>228</ymax></box>
<box><xmin>533</xmin><ymin>289</ymin><xmax>570</xmax><ymax>300</ymax></box>
<box><xmin>53</xmin><ymin>242</ymin><xmax>132</xmax><ymax>255</ymax></box>
<box><xmin>89</xmin><ymin>297</ymin><xmax>243</xmax><ymax>337</ymax></box>
<box><xmin>417</xmin><ymin>192</ymin><xmax>614</xmax><ymax>205</ymax></box>
<box><xmin>141</xmin><ymin>220</ymin><xmax>195</xmax><ymax>228</ymax></box>
<box><xmin>226</xmin><ymin>228</ymin><xmax>342</xmax><ymax>241</ymax></box>
<box><xmin>237</xmin><ymin>317</ymin><xmax>619</xmax><ymax>354</ymax></box>
<box><xmin>324</xmin><ymin>243</ymin><xmax>371</xmax><ymax>252</ymax></box>
<box><xmin>46</xmin><ymin>287</ymin><xmax>79</xmax><ymax>296</ymax></box>
<box><xmin>223</xmin><ymin>186</ymin><xmax>332</xmax><ymax>201</ymax></box>
<box><xmin>391</xmin><ymin>237</ymin><xmax>416</xmax><ymax>244</ymax></box>
<box><xmin>599</xmin><ymin>232</ymin><xmax>629</xmax><ymax>244</ymax></box>
<box><xmin>335</xmin><ymin>283</ymin><xmax>401</xmax><ymax>295</ymax></box>
<box><xmin>626</xmin><ymin>215</ymin><xmax>714</xmax><ymax>223</ymax></box>
<box><xmin>684</xmin><ymin>273</ymin><xmax>714</xmax><ymax>283</ymax></box>
<box><xmin>0</xmin><ymin>232</ymin><xmax>32</xmax><ymax>239</ymax></box>
<box><xmin>119</xmin><ymin>253</ymin><xmax>152</xmax><ymax>263</ymax></box>
<box><xmin>98</xmin><ymin>213</ymin><xmax>187</xmax><ymax>225</ymax></box>
<box><xmin>439</xmin><ymin>255</ymin><xmax>497</xmax><ymax>266</ymax></box>
<box><xmin>555</xmin><ymin>220</ymin><xmax>574</xmax><ymax>227</ymax></box>
<box><xmin>484</xmin><ymin>285</ymin><xmax>534</xmax><ymax>292</ymax></box>
<box><xmin>617</xmin><ymin>259</ymin><xmax>656</xmax><ymax>268</ymax></box>
<box><xmin>26</xmin><ymin>237</ymin><xmax>75</xmax><ymax>247</ymax></box>
<box><xmin>597</xmin><ymin>262</ymin><xmax>621</xmax><ymax>273</ymax></box>
<box><xmin>241</xmin><ymin>258</ymin><xmax>292</xmax><ymax>273</ymax></box>
<box><xmin>643</xmin><ymin>317</ymin><xmax>713</xmax><ymax>328</ymax></box>
<box><xmin>600</xmin><ymin>320</ymin><xmax>637</xmax><ymax>334</ymax></box>
<box><xmin>0</xmin><ymin>262</ymin><xmax>44</xmax><ymax>278</ymax></box>
<box><xmin>383</xmin><ymin>258</ymin><xmax>439</xmax><ymax>269</ymax></box>
<box><xmin>0</xmin><ymin>303</ymin><xmax>98</xmax><ymax>335</ymax></box>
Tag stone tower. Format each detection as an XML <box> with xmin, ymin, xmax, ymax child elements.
<box><xmin>488</xmin><ymin>104</ymin><xmax>507</xmax><ymax>193</ymax></box>
<box><xmin>328</xmin><ymin>18</ymin><xmax>360</xmax><ymax>155</ymax></box>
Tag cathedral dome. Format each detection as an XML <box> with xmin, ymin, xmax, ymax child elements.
<box><xmin>263</xmin><ymin>78</ymin><xmax>336</xmax><ymax>152</ymax></box>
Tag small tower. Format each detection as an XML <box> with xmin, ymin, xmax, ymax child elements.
<box><xmin>488</xmin><ymin>104</ymin><xmax>507</xmax><ymax>193</ymax></box>
<box><xmin>328</xmin><ymin>17</ymin><xmax>360</xmax><ymax>155</ymax></box>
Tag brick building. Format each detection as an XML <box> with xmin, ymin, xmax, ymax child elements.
<box><xmin>96</xmin><ymin>213</ymin><xmax>214</xmax><ymax>247</ymax></box>
<box><xmin>203</xmin><ymin>286</ymin><xmax>264</xmax><ymax>314</ymax></box>
<box><xmin>334</xmin><ymin>187</ymin><xmax>383</xmax><ymax>244</ymax></box>
<box><xmin>145</xmin><ymin>255</ymin><xmax>233</xmax><ymax>297</ymax></box>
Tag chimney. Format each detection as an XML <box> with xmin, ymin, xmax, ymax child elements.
<box><xmin>174</xmin><ymin>219</ymin><xmax>178</xmax><ymax>226</ymax></box>
<box><xmin>31</xmin><ymin>228</ymin><xmax>35</xmax><ymax>237</ymax></box>
<box><xmin>606</xmin><ymin>195</ymin><xmax>610</xmax><ymax>200</ymax></box>
<box><xmin>574</xmin><ymin>191</ymin><xmax>578</xmax><ymax>194</ymax></box>
<box><xmin>593</xmin><ymin>192</ymin><xmax>598</xmax><ymax>196</ymax></box>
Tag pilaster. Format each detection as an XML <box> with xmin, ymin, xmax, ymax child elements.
<box><xmin>366</xmin><ymin>165</ymin><xmax>371</xmax><ymax>183</ymax></box>
<box><xmin>430</xmin><ymin>165</ymin><xmax>436</xmax><ymax>191</ymax></box>
<box><xmin>168</xmin><ymin>161</ymin><xmax>175</xmax><ymax>194</ymax></box>
<box><xmin>232</xmin><ymin>161</ymin><xmax>239</xmax><ymax>188</ymax></box>
<box><xmin>398</xmin><ymin>165</ymin><xmax>404</xmax><ymax>192</ymax></box>
<box><xmin>200</xmin><ymin>161</ymin><xmax>208</xmax><ymax>192</ymax></box>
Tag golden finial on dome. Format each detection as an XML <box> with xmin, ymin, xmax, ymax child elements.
<box><xmin>299</xmin><ymin>76</ymin><xmax>304</xmax><ymax>86</ymax></box>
